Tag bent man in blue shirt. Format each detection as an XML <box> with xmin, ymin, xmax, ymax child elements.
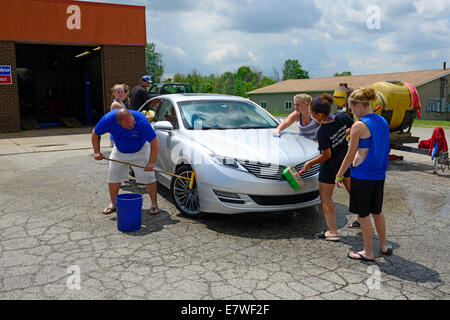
<box><xmin>91</xmin><ymin>109</ymin><xmax>160</xmax><ymax>215</ymax></box>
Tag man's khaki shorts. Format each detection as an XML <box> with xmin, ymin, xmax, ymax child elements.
<box><xmin>107</xmin><ymin>142</ymin><xmax>156</xmax><ymax>184</ymax></box>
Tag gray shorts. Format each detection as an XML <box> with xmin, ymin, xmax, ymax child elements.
<box><xmin>107</xmin><ymin>142</ymin><xmax>156</xmax><ymax>184</ymax></box>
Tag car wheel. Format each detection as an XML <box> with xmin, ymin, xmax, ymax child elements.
<box><xmin>170</xmin><ymin>165</ymin><xmax>204</xmax><ymax>217</ymax></box>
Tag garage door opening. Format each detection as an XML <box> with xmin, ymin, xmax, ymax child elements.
<box><xmin>16</xmin><ymin>43</ymin><xmax>104</xmax><ymax>127</ymax></box>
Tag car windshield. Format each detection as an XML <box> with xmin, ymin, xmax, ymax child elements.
<box><xmin>178</xmin><ymin>100</ymin><xmax>279</xmax><ymax>130</ymax></box>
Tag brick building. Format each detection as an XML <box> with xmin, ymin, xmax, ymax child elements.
<box><xmin>0</xmin><ymin>0</ymin><xmax>147</xmax><ymax>133</ymax></box>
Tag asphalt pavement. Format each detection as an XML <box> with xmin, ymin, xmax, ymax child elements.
<box><xmin>0</xmin><ymin>125</ymin><xmax>449</xmax><ymax>300</ymax></box>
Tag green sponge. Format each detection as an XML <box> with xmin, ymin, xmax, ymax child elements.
<box><xmin>282</xmin><ymin>166</ymin><xmax>305</xmax><ymax>190</ymax></box>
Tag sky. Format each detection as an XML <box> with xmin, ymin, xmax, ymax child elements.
<box><xmin>80</xmin><ymin>0</ymin><xmax>450</xmax><ymax>80</ymax></box>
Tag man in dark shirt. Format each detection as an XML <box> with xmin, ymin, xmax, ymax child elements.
<box><xmin>130</xmin><ymin>75</ymin><xmax>152</xmax><ymax>110</ymax></box>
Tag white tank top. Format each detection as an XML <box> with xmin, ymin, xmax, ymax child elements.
<box><xmin>112</xmin><ymin>99</ymin><xmax>125</xmax><ymax>109</ymax></box>
<box><xmin>299</xmin><ymin>113</ymin><xmax>320</xmax><ymax>140</ymax></box>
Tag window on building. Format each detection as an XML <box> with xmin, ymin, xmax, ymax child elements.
<box><xmin>285</xmin><ymin>101</ymin><xmax>292</xmax><ymax>110</ymax></box>
<box><xmin>260</xmin><ymin>101</ymin><xmax>267</xmax><ymax>109</ymax></box>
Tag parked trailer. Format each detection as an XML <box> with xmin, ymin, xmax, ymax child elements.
<box><xmin>333</xmin><ymin>81</ymin><xmax>449</xmax><ymax>173</ymax></box>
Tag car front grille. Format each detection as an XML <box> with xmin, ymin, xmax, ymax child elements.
<box><xmin>237</xmin><ymin>160</ymin><xmax>320</xmax><ymax>181</ymax></box>
<box><xmin>249</xmin><ymin>191</ymin><xmax>320</xmax><ymax>206</ymax></box>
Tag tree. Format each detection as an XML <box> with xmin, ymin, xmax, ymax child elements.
<box><xmin>282</xmin><ymin>59</ymin><xmax>310</xmax><ymax>80</ymax></box>
<box><xmin>271</xmin><ymin>67</ymin><xmax>281</xmax><ymax>82</ymax></box>
<box><xmin>166</xmin><ymin>66</ymin><xmax>275</xmax><ymax>97</ymax></box>
<box><xmin>334</xmin><ymin>71</ymin><xmax>352</xmax><ymax>77</ymax></box>
<box><xmin>259</xmin><ymin>76</ymin><xmax>276</xmax><ymax>88</ymax></box>
<box><xmin>145</xmin><ymin>42</ymin><xmax>164</xmax><ymax>83</ymax></box>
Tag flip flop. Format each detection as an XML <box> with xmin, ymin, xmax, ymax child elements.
<box><xmin>381</xmin><ymin>243</ymin><xmax>393</xmax><ymax>255</ymax></box>
<box><xmin>102</xmin><ymin>206</ymin><xmax>116</xmax><ymax>215</ymax></box>
<box><xmin>315</xmin><ymin>231</ymin><xmax>340</xmax><ymax>242</ymax></box>
<box><xmin>150</xmin><ymin>207</ymin><xmax>160</xmax><ymax>215</ymax></box>
<box><xmin>347</xmin><ymin>252</ymin><xmax>375</xmax><ymax>262</ymax></box>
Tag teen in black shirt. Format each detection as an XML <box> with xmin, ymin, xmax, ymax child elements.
<box><xmin>302</xmin><ymin>94</ymin><xmax>353</xmax><ymax>241</ymax></box>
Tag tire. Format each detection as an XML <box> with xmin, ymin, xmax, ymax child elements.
<box><xmin>170</xmin><ymin>164</ymin><xmax>204</xmax><ymax>218</ymax></box>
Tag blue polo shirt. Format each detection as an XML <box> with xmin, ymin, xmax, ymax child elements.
<box><xmin>94</xmin><ymin>110</ymin><xmax>157</xmax><ymax>153</ymax></box>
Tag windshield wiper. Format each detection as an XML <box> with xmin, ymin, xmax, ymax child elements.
<box><xmin>239</xmin><ymin>126</ymin><xmax>273</xmax><ymax>129</ymax></box>
<box><xmin>190</xmin><ymin>126</ymin><xmax>274</xmax><ymax>130</ymax></box>
<box><xmin>188</xmin><ymin>125</ymin><xmax>214</xmax><ymax>130</ymax></box>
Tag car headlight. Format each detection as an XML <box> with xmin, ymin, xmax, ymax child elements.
<box><xmin>210</xmin><ymin>154</ymin><xmax>248</xmax><ymax>172</ymax></box>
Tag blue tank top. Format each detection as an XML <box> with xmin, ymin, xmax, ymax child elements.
<box><xmin>350</xmin><ymin>113</ymin><xmax>390</xmax><ymax>180</ymax></box>
<box><xmin>358</xmin><ymin>136</ymin><xmax>372</xmax><ymax>148</ymax></box>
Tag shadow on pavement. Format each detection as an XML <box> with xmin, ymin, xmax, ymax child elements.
<box><xmin>0</xmin><ymin>126</ymin><xmax>94</xmax><ymax>139</ymax></box>
<box><xmin>162</xmin><ymin>197</ymin><xmax>352</xmax><ymax>241</ymax></box>
<box><xmin>341</xmin><ymin>235</ymin><xmax>442</xmax><ymax>284</ymax></box>
<box><xmin>153</xmin><ymin>179</ymin><xmax>356</xmax><ymax>241</ymax></box>
<box><xmin>110</xmin><ymin>181</ymin><xmax>180</xmax><ymax>236</ymax></box>
<box><xmin>388</xmin><ymin>160</ymin><xmax>436</xmax><ymax>173</ymax></box>
<box><xmin>109</xmin><ymin>209</ymin><xmax>179</xmax><ymax>237</ymax></box>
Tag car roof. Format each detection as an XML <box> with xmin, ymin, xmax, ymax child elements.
<box><xmin>157</xmin><ymin>93</ymin><xmax>252</xmax><ymax>103</ymax></box>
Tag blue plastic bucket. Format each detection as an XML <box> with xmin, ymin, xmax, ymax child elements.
<box><xmin>116</xmin><ymin>193</ymin><xmax>143</xmax><ymax>232</ymax></box>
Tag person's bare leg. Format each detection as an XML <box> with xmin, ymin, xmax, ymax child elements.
<box><xmin>319</xmin><ymin>182</ymin><xmax>338</xmax><ymax>237</ymax></box>
<box><xmin>145</xmin><ymin>182</ymin><xmax>158</xmax><ymax>212</ymax></box>
<box><xmin>349</xmin><ymin>216</ymin><xmax>374</xmax><ymax>260</ymax></box>
<box><xmin>372</xmin><ymin>213</ymin><xmax>388</xmax><ymax>252</ymax></box>
<box><xmin>107</xmin><ymin>182</ymin><xmax>121</xmax><ymax>209</ymax></box>
<box><xmin>344</xmin><ymin>177</ymin><xmax>359</xmax><ymax>227</ymax></box>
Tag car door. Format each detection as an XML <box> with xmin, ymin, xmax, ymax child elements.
<box><xmin>139</xmin><ymin>97</ymin><xmax>162</xmax><ymax>113</ymax></box>
<box><xmin>154</xmin><ymin>99</ymin><xmax>179</xmax><ymax>177</ymax></box>
<box><xmin>148</xmin><ymin>84</ymin><xmax>161</xmax><ymax>99</ymax></box>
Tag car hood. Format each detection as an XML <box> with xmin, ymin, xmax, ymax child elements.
<box><xmin>181</xmin><ymin>129</ymin><xmax>319</xmax><ymax>165</ymax></box>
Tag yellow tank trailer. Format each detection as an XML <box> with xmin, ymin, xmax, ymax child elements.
<box><xmin>333</xmin><ymin>81</ymin><xmax>421</xmax><ymax>132</ymax></box>
<box><xmin>333</xmin><ymin>87</ymin><xmax>348</xmax><ymax>108</ymax></box>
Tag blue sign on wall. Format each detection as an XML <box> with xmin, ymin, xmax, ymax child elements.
<box><xmin>0</xmin><ymin>66</ymin><xmax>12</xmax><ymax>85</ymax></box>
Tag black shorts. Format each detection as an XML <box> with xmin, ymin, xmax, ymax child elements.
<box><xmin>349</xmin><ymin>177</ymin><xmax>385</xmax><ymax>218</ymax></box>
<box><xmin>319</xmin><ymin>160</ymin><xmax>350</xmax><ymax>184</ymax></box>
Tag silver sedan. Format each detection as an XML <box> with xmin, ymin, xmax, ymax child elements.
<box><xmin>139</xmin><ymin>94</ymin><xmax>320</xmax><ymax>217</ymax></box>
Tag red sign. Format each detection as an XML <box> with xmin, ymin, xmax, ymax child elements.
<box><xmin>0</xmin><ymin>66</ymin><xmax>12</xmax><ymax>85</ymax></box>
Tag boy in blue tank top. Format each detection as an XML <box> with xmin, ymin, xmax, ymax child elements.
<box><xmin>336</xmin><ymin>88</ymin><xmax>393</xmax><ymax>262</ymax></box>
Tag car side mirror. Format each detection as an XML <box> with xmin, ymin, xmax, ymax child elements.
<box><xmin>154</xmin><ymin>121</ymin><xmax>174</xmax><ymax>131</ymax></box>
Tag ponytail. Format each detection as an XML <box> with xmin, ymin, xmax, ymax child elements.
<box><xmin>349</xmin><ymin>87</ymin><xmax>376</xmax><ymax>106</ymax></box>
<box><xmin>310</xmin><ymin>94</ymin><xmax>333</xmax><ymax>115</ymax></box>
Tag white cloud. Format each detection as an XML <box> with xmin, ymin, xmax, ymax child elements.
<box><xmin>77</xmin><ymin>0</ymin><xmax>450</xmax><ymax>78</ymax></box>
<box><xmin>415</xmin><ymin>0</ymin><xmax>450</xmax><ymax>17</ymax></box>
<box><xmin>348</xmin><ymin>56</ymin><xmax>383</xmax><ymax>70</ymax></box>
<box><xmin>419</xmin><ymin>19</ymin><xmax>450</xmax><ymax>40</ymax></box>
<box><xmin>206</xmin><ymin>43</ymin><xmax>239</xmax><ymax>63</ymax></box>
<box><xmin>248</xmin><ymin>52</ymin><xmax>257</xmax><ymax>62</ymax></box>
<box><xmin>374</xmin><ymin>35</ymin><xmax>397</xmax><ymax>52</ymax></box>
<box><xmin>156</xmin><ymin>42</ymin><xmax>187</xmax><ymax>58</ymax></box>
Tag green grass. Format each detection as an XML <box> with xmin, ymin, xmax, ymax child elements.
<box><xmin>269</xmin><ymin>112</ymin><xmax>450</xmax><ymax>129</ymax></box>
<box><xmin>412</xmin><ymin>120</ymin><xmax>450</xmax><ymax>129</ymax></box>
<box><xmin>270</xmin><ymin>113</ymin><xmax>289</xmax><ymax>117</ymax></box>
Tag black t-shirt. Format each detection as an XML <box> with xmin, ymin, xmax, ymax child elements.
<box><xmin>130</xmin><ymin>85</ymin><xmax>148</xmax><ymax>110</ymax></box>
<box><xmin>317</xmin><ymin>112</ymin><xmax>354</xmax><ymax>160</ymax></box>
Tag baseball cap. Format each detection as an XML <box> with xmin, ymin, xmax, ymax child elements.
<box><xmin>142</xmin><ymin>75</ymin><xmax>152</xmax><ymax>83</ymax></box>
